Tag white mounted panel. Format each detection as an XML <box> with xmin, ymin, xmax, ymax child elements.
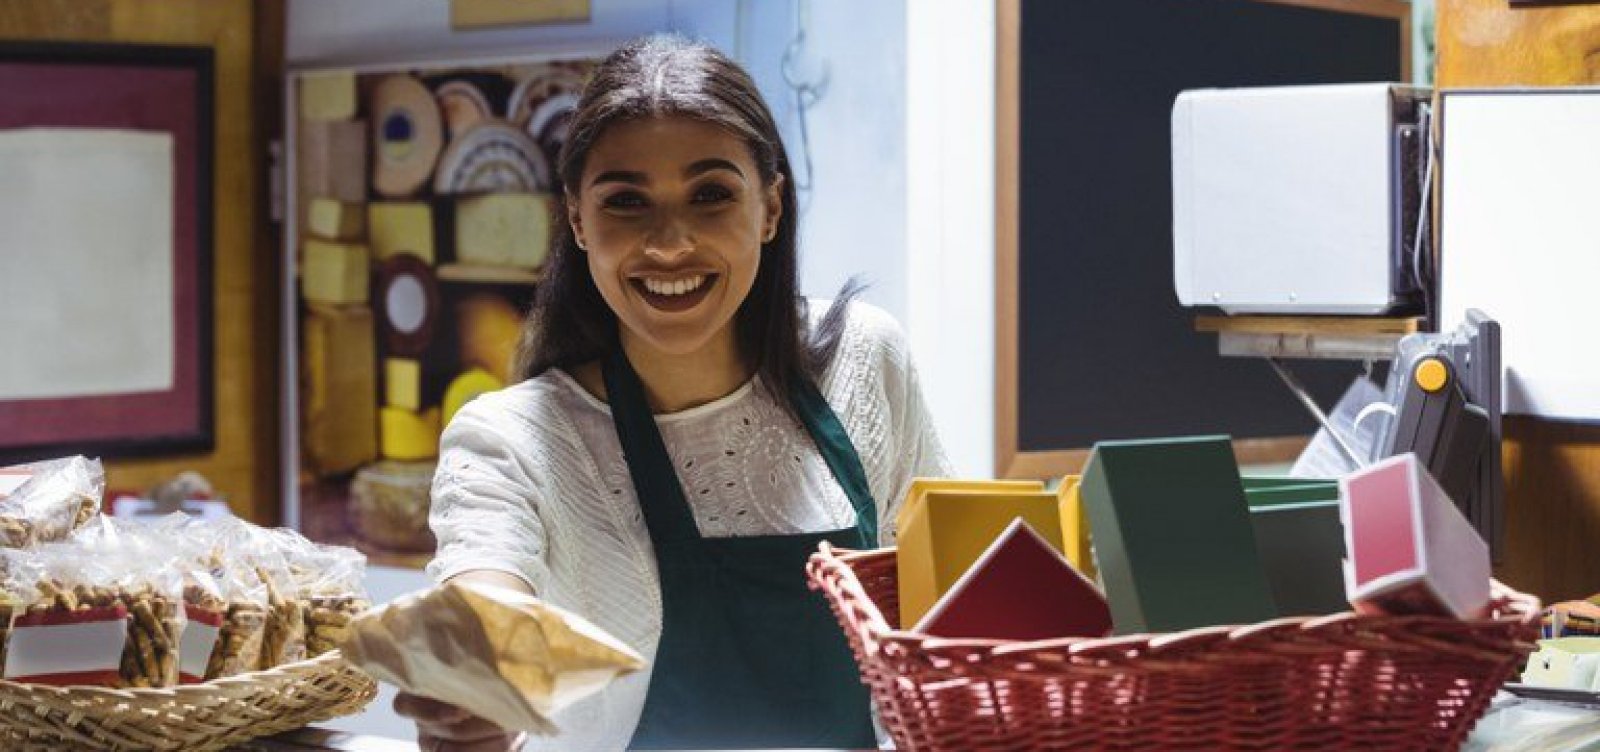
<box><xmin>1440</xmin><ymin>89</ymin><xmax>1600</xmax><ymax>420</ymax></box>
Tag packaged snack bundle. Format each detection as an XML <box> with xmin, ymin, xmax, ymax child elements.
<box><xmin>151</xmin><ymin>516</ymin><xmax>271</xmax><ymax>682</ymax></box>
<box><xmin>0</xmin><ymin>549</ymin><xmax>33</xmax><ymax>676</ymax></box>
<box><xmin>0</xmin><ymin>456</ymin><xmax>104</xmax><ymax>548</ymax></box>
<box><xmin>4</xmin><ymin>535</ymin><xmax>186</xmax><ymax>688</ymax></box>
<box><xmin>305</xmin><ymin>546</ymin><xmax>371</xmax><ymax>656</ymax></box>
<box><xmin>203</xmin><ymin>523</ymin><xmax>307</xmax><ymax>671</ymax></box>
<box><xmin>271</xmin><ymin>530</ymin><xmax>371</xmax><ymax>657</ymax></box>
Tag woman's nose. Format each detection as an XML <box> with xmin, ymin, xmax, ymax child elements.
<box><xmin>644</xmin><ymin>217</ymin><xmax>694</xmax><ymax>261</ymax></box>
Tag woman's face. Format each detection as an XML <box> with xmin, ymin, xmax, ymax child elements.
<box><xmin>568</xmin><ymin>115</ymin><xmax>783</xmax><ymax>358</ymax></box>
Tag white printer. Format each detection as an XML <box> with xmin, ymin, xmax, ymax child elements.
<box><xmin>1171</xmin><ymin>83</ymin><xmax>1432</xmax><ymax>315</ymax></box>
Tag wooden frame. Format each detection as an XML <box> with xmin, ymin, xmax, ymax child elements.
<box><xmin>0</xmin><ymin>42</ymin><xmax>215</xmax><ymax>465</ymax></box>
<box><xmin>994</xmin><ymin>0</ymin><xmax>1411</xmax><ymax>478</ymax></box>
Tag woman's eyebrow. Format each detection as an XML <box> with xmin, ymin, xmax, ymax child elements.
<box><xmin>589</xmin><ymin>159</ymin><xmax>744</xmax><ymax>188</ymax></box>
<box><xmin>685</xmin><ymin>158</ymin><xmax>743</xmax><ymax>179</ymax></box>
<box><xmin>590</xmin><ymin>170</ymin><xmax>647</xmax><ymax>187</ymax></box>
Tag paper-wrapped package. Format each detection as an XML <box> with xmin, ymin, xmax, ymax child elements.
<box><xmin>340</xmin><ymin>580</ymin><xmax>645</xmax><ymax>734</ymax></box>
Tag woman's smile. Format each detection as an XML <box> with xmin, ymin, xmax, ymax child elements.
<box><xmin>631</xmin><ymin>272</ymin><xmax>720</xmax><ymax>313</ymax></box>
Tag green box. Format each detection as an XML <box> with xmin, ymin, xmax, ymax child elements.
<box><xmin>1243</xmin><ymin>477</ymin><xmax>1339</xmax><ymax>508</ymax></box>
<box><xmin>1081</xmin><ymin>436</ymin><xmax>1278</xmax><ymax>634</ymax></box>
<box><xmin>1249</xmin><ymin>500</ymin><xmax>1347</xmax><ymax>616</ymax></box>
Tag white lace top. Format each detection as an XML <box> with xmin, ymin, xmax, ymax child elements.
<box><xmin>427</xmin><ymin>302</ymin><xmax>952</xmax><ymax>751</ymax></box>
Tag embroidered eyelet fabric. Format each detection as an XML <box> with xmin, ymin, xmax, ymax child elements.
<box><xmin>427</xmin><ymin>302</ymin><xmax>953</xmax><ymax>750</ymax></box>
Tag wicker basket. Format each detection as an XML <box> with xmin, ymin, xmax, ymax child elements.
<box><xmin>808</xmin><ymin>545</ymin><xmax>1540</xmax><ymax>752</ymax></box>
<box><xmin>0</xmin><ymin>650</ymin><xmax>377</xmax><ymax>751</ymax></box>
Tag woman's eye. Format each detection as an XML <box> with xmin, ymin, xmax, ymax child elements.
<box><xmin>693</xmin><ymin>184</ymin><xmax>734</xmax><ymax>204</ymax></box>
<box><xmin>603</xmin><ymin>191</ymin><xmax>647</xmax><ymax>209</ymax></box>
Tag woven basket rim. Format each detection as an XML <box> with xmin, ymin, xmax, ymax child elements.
<box><xmin>811</xmin><ymin>542</ymin><xmax>1543</xmax><ymax>655</ymax></box>
<box><xmin>0</xmin><ymin>649</ymin><xmax>363</xmax><ymax>699</ymax></box>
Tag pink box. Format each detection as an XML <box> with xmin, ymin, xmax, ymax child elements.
<box><xmin>1340</xmin><ymin>453</ymin><xmax>1490</xmax><ymax>619</ymax></box>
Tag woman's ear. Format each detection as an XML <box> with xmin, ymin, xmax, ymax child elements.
<box><xmin>566</xmin><ymin>191</ymin><xmax>588</xmax><ymax>251</ymax></box>
<box><xmin>761</xmin><ymin>173</ymin><xmax>785</xmax><ymax>244</ymax></box>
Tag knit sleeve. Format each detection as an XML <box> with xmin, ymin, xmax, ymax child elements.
<box><xmin>425</xmin><ymin>392</ymin><xmax>550</xmax><ymax>594</ymax></box>
<box><xmin>846</xmin><ymin>303</ymin><xmax>955</xmax><ymax>545</ymax></box>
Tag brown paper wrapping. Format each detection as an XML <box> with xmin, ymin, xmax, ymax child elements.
<box><xmin>340</xmin><ymin>580</ymin><xmax>644</xmax><ymax>735</ymax></box>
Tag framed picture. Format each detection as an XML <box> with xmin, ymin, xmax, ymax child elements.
<box><xmin>0</xmin><ymin>42</ymin><xmax>215</xmax><ymax>465</ymax></box>
<box><xmin>285</xmin><ymin>50</ymin><xmax>604</xmax><ymax>567</ymax></box>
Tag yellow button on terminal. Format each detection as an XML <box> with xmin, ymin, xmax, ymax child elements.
<box><xmin>1415</xmin><ymin>358</ymin><xmax>1449</xmax><ymax>393</ymax></box>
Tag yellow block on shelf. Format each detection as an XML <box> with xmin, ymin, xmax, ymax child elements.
<box><xmin>299</xmin><ymin>70</ymin><xmax>357</xmax><ymax>121</ymax></box>
<box><xmin>368</xmin><ymin>202</ymin><xmax>435</xmax><ymax>264</ymax></box>
<box><xmin>385</xmin><ymin>358</ymin><xmax>422</xmax><ymax>411</ymax></box>
<box><xmin>381</xmin><ymin>406</ymin><xmax>441</xmax><ymax>461</ymax></box>
<box><xmin>455</xmin><ymin>192</ymin><xmax>551</xmax><ymax>270</ymax></box>
<box><xmin>308</xmin><ymin>198</ymin><xmax>365</xmax><ymax>241</ymax></box>
<box><xmin>1057</xmin><ymin>475</ymin><xmax>1094</xmax><ymax>580</ymax></box>
<box><xmin>896</xmin><ymin>487</ymin><xmax>1067</xmax><ymax>629</ymax></box>
<box><xmin>302</xmin><ymin>239</ymin><xmax>370</xmax><ymax>305</ymax></box>
<box><xmin>895</xmin><ymin>478</ymin><xmax>1045</xmax><ymax>533</ymax></box>
<box><xmin>303</xmin><ymin>306</ymin><xmax>377</xmax><ymax>476</ymax></box>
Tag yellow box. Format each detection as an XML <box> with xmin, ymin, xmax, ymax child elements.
<box><xmin>455</xmin><ymin>192</ymin><xmax>551</xmax><ymax>269</ymax></box>
<box><xmin>308</xmin><ymin>198</ymin><xmax>365</xmax><ymax>241</ymax></box>
<box><xmin>1057</xmin><ymin>475</ymin><xmax>1094</xmax><ymax>580</ymax></box>
<box><xmin>302</xmin><ymin>239</ymin><xmax>369</xmax><ymax>305</ymax></box>
<box><xmin>896</xmin><ymin>478</ymin><xmax>1045</xmax><ymax>534</ymax></box>
<box><xmin>368</xmin><ymin>202</ymin><xmax>435</xmax><ymax>264</ymax></box>
<box><xmin>303</xmin><ymin>306</ymin><xmax>376</xmax><ymax>476</ymax></box>
<box><xmin>897</xmin><ymin>488</ymin><xmax>1066</xmax><ymax>629</ymax></box>
<box><xmin>299</xmin><ymin>70</ymin><xmax>357</xmax><ymax>121</ymax></box>
<box><xmin>385</xmin><ymin>358</ymin><xmax>422</xmax><ymax>411</ymax></box>
<box><xmin>381</xmin><ymin>406</ymin><xmax>441</xmax><ymax>461</ymax></box>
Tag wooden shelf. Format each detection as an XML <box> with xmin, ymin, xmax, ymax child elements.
<box><xmin>436</xmin><ymin>263</ymin><xmax>542</xmax><ymax>286</ymax></box>
<box><xmin>1194</xmin><ymin>314</ymin><xmax>1423</xmax><ymax>336</ymax></box>
<box><xmin>1195</xmin><ymin>314</ymin><xmax>1424</xmax><ymax>361</ymax></box>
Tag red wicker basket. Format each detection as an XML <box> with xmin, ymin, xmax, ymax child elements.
<box><xmin>806</xmin><ymin>544</ymin><xmax>1540</xmax><ymax>751</ymax></box>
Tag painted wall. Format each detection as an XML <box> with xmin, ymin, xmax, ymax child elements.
<box><xmin>905</xmin><ymin>0</ymin><xmax>995</xmax><ymax>478</ymax></box>
<box><xmin>0</xmin><ymin>0</ymin><xmax>282</xmax><ymax>525</ymax></box>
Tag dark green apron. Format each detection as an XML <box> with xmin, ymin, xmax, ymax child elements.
<box><xmin>602</xmin><ymin>349</ymin><xmax>877</xmax><ymax>750</ymax></box>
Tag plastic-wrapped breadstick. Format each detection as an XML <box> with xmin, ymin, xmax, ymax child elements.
<box><xmin>268</xmin><ymin>529</ymin><xmax>371</xmax><ymax>658</ymax></box>
<box><xmin>147</xmin><ymin>515</ymin><xmax>269</xmax><ymax>681</ymax></box>
<box><xmin>5</xmin><ymin>536</ymin><xmax>185</xmax><ymax>688</ymax></box>
<box><xmin>0</xmin><ymin>456</ymin><xmax>104</xmax><ymax>548</ymax></box>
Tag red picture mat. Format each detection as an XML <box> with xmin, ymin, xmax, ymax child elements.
<box><xmin>0</xmin><ymin>43</ymin><xmax>212</xmax><ymax>462</ymax></box>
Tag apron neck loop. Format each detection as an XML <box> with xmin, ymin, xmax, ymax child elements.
<box><xmin>602</xmin><ymin>346</ymin><xmax>877</xmax><ymax>550</ymax></box>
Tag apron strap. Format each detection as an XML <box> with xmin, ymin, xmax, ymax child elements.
<box><xmin>602</xmin><ymin>348</ymin><xmax>704</xmax><ymax>543</ymax></box>
<box><xmin>789</xmin><ymin>376</ymin><xmax>877</xmax><ymax>549</ymax></box>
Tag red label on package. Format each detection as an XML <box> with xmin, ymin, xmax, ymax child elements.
<box><xmin>6</xmin><ymin>606</ymin><xmax>129</xmax><ymax>686</ymax></box>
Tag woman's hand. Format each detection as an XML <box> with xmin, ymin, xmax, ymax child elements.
<box><xmin>395</xmin><ymin>692</ymin><xmax>524</xmax><ymax>752</ymax></box>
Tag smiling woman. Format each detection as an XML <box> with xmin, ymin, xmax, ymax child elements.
<box><xmin>567</xmin><ymin>116</ymin><xmax>776</xmax><ymax>397</ymax></box>
<box><xmin>404</xmin><ymin>35</ymin><xmax>952</xmax><ymax>752</ymax></box>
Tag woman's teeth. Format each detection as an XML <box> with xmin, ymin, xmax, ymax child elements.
<box><xmin>641</xmin><ymin>275</ymin><xmax>707</xmax><ymax>297</ymax></box>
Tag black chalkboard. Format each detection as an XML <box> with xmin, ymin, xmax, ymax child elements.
<box><xmin>1015</xmin><ymin>0</ymin><xmax>1404</xmax><ymax>453</ymax></box>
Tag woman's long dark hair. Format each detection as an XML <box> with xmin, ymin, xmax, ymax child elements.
<box><xmin>515</xmin><ymin>34</ymin><xmax>856</xmax><ymax>402</ymax></box>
